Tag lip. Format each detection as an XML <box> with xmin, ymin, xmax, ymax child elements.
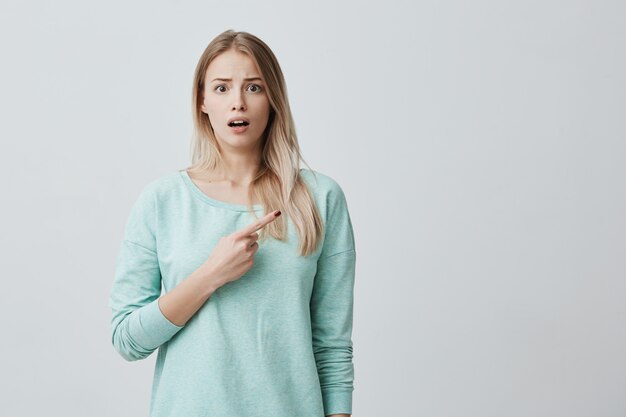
<box><xmin>227</xmin><ymin>116</ymin><xmax>250</xmax><ymax>126</ymax></box>
<box><xmin>229</xmin><ymin>124</ymin><xmax>249</xmax><ymax>134</ymax></box>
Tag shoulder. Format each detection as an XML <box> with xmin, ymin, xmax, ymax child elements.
<box><xmin>300</xmin><ymin>169</ymin><xmax>355</xmax><ymax>255</ymax></box>
<box><xmin>298</xmin><ymin>168</ymin><xmax>346</xmax><ymax>199</ymax></box>
<box><xmin>135</xmin><ymin>170</ymin><xmax>184</xmax><ymax>199</ymax></box>
<box><xmin>128</xmin><ymin>170</ymin><xmax>185</xmax><ymax>215</ymax></box>
<box><xmin>298</xmin><ymin>168</ymin><xmax>351</xmax><ymax>218</ymax></box>
<box><xmin>122</xmin><ymin>171</ymin><xmax>180</xmax><ymax>245</ymax></box>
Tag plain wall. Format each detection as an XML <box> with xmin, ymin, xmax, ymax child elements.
<box><xmin>0</xmin><ymin>0</ymin><xmax>624</xmax><ymax>416</ymax></box>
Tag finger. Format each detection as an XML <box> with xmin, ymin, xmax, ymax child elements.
<box><xmin>244</xmin><ymin>232</ymin><xmax>259</xmax><ymax>247</ymax></box>
<box><xmin>236</xmin><ymin>210</ymin><xmax>281</xmax><ymax>238</ymax></box>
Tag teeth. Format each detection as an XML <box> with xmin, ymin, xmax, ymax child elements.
<box><xmin>229</xmin><ymin>120</ymin><xmax>248</xmax><ymax>126</ymax></box>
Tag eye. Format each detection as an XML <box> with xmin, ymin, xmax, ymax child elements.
<box><xmin>247</xmin><ymin>84</ymin><xmax>262</xmax><ymax>93</ymax></box>
<box><xmin>214</xmin><ymin>84</ymin><xmax>227</xmax><ymax>93</ymax></box>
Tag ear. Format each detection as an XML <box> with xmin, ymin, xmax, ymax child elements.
<box><xmin>199</xmin><ymin>91</ymin><xmax>207</xmax><ymax>114</ymax></box>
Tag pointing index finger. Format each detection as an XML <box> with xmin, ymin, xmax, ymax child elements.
<box><xmin>237</xmin><ymin>210</ymin><xmax>281</xmax><ymax>237</ymax></box>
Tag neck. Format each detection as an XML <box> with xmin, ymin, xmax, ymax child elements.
<box><xmin>213</xmin><ymin>150</ymin><xmax>262</xmax><ymax>187</ymax></box>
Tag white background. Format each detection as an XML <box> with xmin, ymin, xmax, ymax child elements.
<box><xmin>0</xmin><ymin>0</ymin><xmax>624</xmax><ymax>416</ymax></box>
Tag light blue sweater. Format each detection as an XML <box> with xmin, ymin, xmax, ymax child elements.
<box><xmin>108</xmin><ymin>168</ymin><xmax>356</xmax><ymax>417</ymax></box>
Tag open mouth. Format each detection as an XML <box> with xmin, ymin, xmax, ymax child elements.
<box><xmin>228</xmin><ymin>121</ymin><xmax>250</xmax><ymax>127</ymax></box>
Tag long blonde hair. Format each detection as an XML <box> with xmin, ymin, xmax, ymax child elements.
<box><xmin>184</xmin><ymin>29</ymin><xmax>323</xmax><ymax>257</ymax></box>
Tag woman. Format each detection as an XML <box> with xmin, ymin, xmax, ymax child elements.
<box><xmin>109</xmin><ymin>29</ymin><xmax>356</xmax><ymax>417</ymax></box>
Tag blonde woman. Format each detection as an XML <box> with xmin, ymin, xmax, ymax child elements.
<box><xmin>109</xmin><ymin>29</ymin><xmax>356</xmax><ymax>417</ymax></box>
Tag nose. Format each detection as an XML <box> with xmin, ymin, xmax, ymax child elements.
<box><xmin>232</xmin><ymin>90</ymin><xmax>246</xmax><ymax>111</ymax></box>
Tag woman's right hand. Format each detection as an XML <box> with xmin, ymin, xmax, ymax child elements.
<box><xmin>200</xmin><ymin>209</ymin><xmax>282</xmax><ymax>289</ymax></box>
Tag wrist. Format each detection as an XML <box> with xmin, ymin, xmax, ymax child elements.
<box><xmin>194</xmin><ymin>263</ymin><xmax>222</xmax><ymax>296</ymax></box>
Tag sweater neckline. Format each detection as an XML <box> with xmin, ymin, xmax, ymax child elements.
<box><xmin>179</xmin><ymin>170</ymin><xmax>264</xmax><ymax>212</ymax></box>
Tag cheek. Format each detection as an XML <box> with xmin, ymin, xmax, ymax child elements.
<box><xmin>204</xmin><ymin>101</ymin><xmax>224</xmax><ymax>124</ymax></box>
<box><xmin>203</xmin><ymin>104</ymin><xmax>221</xmax><ymax>127</ymax></box>
<box><xmin>204</xmin><ymin>95</ymin><xmax>219</xmax><ymax>110</ymax></box>
<box><xmin>256</xmin><ymin>97</ymin><xmax>270</xmax><ymax>117</ymax></box>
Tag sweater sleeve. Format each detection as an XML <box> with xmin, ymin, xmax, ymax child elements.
<box><xmin>108</xmin><ymin>185</ymin><xmax>184</xmax><ymax>362</ymax></box>
<box><xmin>310</xmin><ymin>180</ymin><xmax>357</xmax><ymax>416</ymax></box>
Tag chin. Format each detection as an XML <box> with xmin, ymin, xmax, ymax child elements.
<box><xmin>218</xmin><ymin>133</ymin><xmax>262</xmax><ymax>148</ymax></box>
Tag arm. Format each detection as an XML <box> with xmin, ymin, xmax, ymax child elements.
<box><xmin>108</xmin><ymin>184</ymin><xmax>195</xmax><ymax>361</ymax></box>
<box><xmin>157</xmin><ymin>267</ymin><xmax>218</xmax><ymax>327</ymax></box>
<box><xmin>310</xmin><ymin>180</ymin><xmax>357</xmax><ymax>417</ymax></box>
<box><xmin>109</xmin><ymin>239</ymin><xmax>184</xmax><ymax>361</ymax></box>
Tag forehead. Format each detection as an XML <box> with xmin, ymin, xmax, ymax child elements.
<box><xmin>206</xmin><ymin>49</ymin><xmax>261</xmax><ymax>79</ymax></box>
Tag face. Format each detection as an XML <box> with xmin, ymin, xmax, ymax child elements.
<box><xmin>201</xmin><ymin>48</ymin><xmax>271</xmax><ymax>151</ymax></box>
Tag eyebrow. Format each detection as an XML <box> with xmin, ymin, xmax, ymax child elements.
<box><xmin>210</xmin><ymin>77</ymin><xmax>263</xmax><ymax>82</ymax></box>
